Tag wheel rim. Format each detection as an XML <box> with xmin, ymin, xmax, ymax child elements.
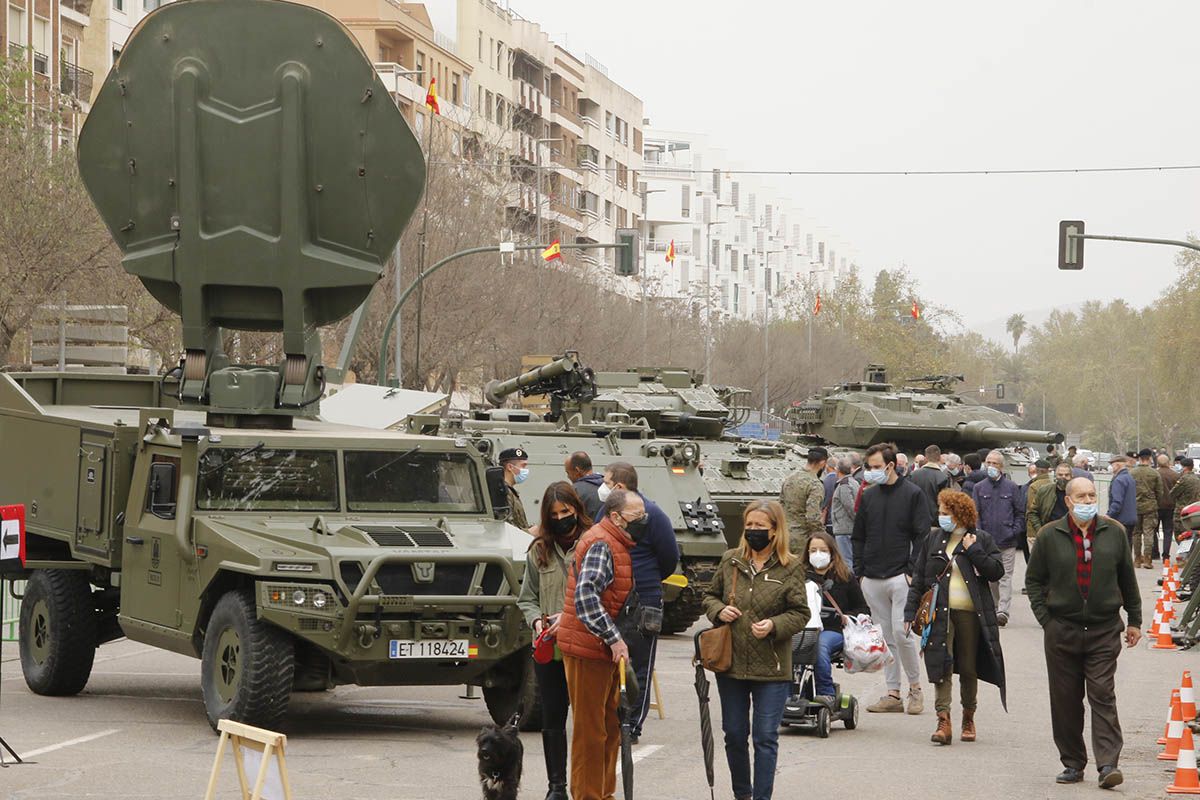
<box><xmin>27</xmin><ymin>599</ymin><xmax>51</xmax><ymax>666</ymax></box>
<box><xmin>213</xmin><ymin>626</ymin><xmax>242</xmax><ymax>704</ymax></box>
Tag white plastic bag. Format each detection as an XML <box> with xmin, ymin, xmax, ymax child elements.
<box><xmin>842</xmin><ymin>614</ymin><xmax>894</xmax><ymax>674</ymax></box>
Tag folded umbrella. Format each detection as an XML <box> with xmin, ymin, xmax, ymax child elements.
<box><xmin>618</xmin><ymin>656</ymin><xmax>635</xmax><ymax>800</ymax></box>
<box><xmin>692</xmin><ymin>632</ymin><xmax>716</xmax><ymax>800</ymax></box>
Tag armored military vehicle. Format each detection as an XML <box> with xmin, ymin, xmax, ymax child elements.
<box><xmin>0</xmin><ymin>0</ymin><xmax>539</xmax><ymax>731</ymax></box>
<box><xmin>424</xmin><ymin>354</ymin><xmax>727</xmax><ymax>634</ymax></box>
<box><xmin>456</xmin><ymin>355</ymin><xmax>812</xmax><ymax>630</ymax></box>
<box><xmin>786</xmin><ymin>365</ymin><xmax>1063</xmax><ymax>477</ymax></box>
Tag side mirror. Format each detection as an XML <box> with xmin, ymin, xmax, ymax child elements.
<box><xmin>148</xmin><ymin>462</ymin><xmax>177</xmax><ymax>519</ymax></box>
<box><xmin>486</xmin><ymin>466</ymin><xmax>510</xmax><ymax>520</ymax></box>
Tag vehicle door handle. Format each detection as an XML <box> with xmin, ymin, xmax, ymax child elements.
<box><xmin>125</xmin><ymin>536</ymin><xmax>145</xmax><ymax>545</ymax></box>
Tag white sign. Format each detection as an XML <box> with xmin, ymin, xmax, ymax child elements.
<box><xmin>499</xmin><ymin>241</ymin><xmax>516</xmax><ymax>253</ymax></box>
<box><xmin>0</xmin><ymin>518</ymin><xmax>19</xmax><ymax>562</ymax></box>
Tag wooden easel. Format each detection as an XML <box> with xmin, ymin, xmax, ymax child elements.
<box><xmin>648</xmin><ymin>669</ymin><xmax>666</xmax><ymax>719</ymax></box>
<box><xmin>203</xmin><ymin>719</ymin><xmax>293</xmax><ymax>800</ymax></box>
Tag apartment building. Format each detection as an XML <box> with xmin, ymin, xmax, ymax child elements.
<box><xmin>642</xmin><ymin>127</ymin><xmax>855</xmax><ymax>322</ymax></box>
<box><xmin>3</xmin><ymin>0</ymin><xmax>92</xmax><ymax>143</ymax></box>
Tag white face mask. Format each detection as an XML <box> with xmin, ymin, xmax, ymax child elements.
<box><xmin>597</xmin><ymin>483</ymin><xmax>612</xmax><ymax>503</ymax></box>
<box><xmin>809</xmin><ymin>551</ymin><xmax>832</xmax><ymax>570</ymax></box>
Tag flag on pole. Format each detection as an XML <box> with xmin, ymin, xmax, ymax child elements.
<box><xmin>911</xmin><ymin>300</ymin><xmax>920</xmax><ymax>319</ymax></box>
<box><xmin>813</xmin><ymin>292</ymin><xmax>822</xmax><ymax>316</ymax></box>
<box><xmin>425</xmin><ymin>77</ymin><xmax>440</xmax><ymax>115</ymax></box>
<box><xmin>665</xmin><ymin>239</ymin><xmax>676</xmax><ymax>264</ymax></box>
<box><xmin>541</xmin><ymin>239</ymin><xmax>562</xmax><ymax>262</ymax></box>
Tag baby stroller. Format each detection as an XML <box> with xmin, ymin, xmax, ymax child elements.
<box><xmin>780</xmin><ymin>628</ymin><xmax>859</xmax><ymax>737</ymax></box>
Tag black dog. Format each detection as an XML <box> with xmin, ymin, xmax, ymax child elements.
<box><xmin>477</xmin><ymin>713</ymin><xmax>523</xmax><ymax>800</ymax></box>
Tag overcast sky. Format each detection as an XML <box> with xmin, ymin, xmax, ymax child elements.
<box><xmin>498</xmin><ymin>0</ymin><xmax>1200</xmax><ymax>329</ymax></box>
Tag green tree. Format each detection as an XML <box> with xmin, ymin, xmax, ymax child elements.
<box><xmin>1005</xmin><ymin>313</ymin><xmax>1027</xmax><ymax>353</ymax></box>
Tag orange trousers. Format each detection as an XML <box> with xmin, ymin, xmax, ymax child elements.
<box><xmin>564</xmin><ymin>655</ymin><xmax>621</xmax><ymax>800</ymax></box>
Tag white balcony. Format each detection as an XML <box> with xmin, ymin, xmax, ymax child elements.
<box><xmin>580</xmin><ymin>115</ymin><xmax>600</xmax><ymax>130</ymax></box>
<box><xmin>550</xmin><ymin>99</ymin><xmax>584</xmax><ymax>138</ymax></box>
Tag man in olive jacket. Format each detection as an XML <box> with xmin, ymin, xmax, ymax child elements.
<box><xmin>1025</xmin><ymin>478</ymin><xmax>1142</xmax><ymax>789</ymax></box>
<box><xmin>1130</xmin><ymin>448</ymin><xmax>1165</xmax><ymax>568</ymax></box>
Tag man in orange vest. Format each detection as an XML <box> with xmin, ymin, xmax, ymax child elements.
<box><xmin>558</xmin><ymin>488</ymin><xmax>646</xmax><ymax>800</ymax></box>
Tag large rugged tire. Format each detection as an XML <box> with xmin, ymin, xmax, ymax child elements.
<box><xmin>661</xmin><ymin>588</ymin><xmax>705</xmax><ymax>635</ymax></box>
<box><xmin>200</xmin><ymin>591</ymin><xmax>295</xmax><ymax>731</ymax></box>
<box><xmin>19</xmin><ymin>569</ymin><xmax>97</xmax><ymax>696</ymax></box>
<box><xmin>483</xmin><ymin>651</ymin><xmax>543</xmax><ymax>732</ymax></box>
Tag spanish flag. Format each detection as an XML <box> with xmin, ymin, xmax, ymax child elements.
<box><xmin>425</xmin><ymin>77</ymin><xmax>440</xmax><ymax>115</ymax></box>
<box><xmin>911</xmin><ymin>300</ymin><xmax>920</xmax><ymax>319</ymax></box>
<box><xmin>665</xmin><ymin>239</ymin><xmax>676</xmax><ymax>264</ymax></box>
<box><xmin>813</xmin><ymin>292</ymin><xmax>822</xmax><ymax>316</ymax></box>
<box><xmin>541</xmin><ymin>239</ymin><xmax>562</xmax><ymax>262</ymax></box>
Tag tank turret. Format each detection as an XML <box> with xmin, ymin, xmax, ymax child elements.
<box><xmin>787</xmin><ymin>365</ymin><xmax>1064</xmax><ymax>451</ymax></box>
<box><xmin>76</xmin><ymin>0</ymin><xmax>424</xmax><ymax>427</ymax></box>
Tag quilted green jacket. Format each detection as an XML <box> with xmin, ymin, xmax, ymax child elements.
<box><xmin>701</xmin><ymin>548</ymin><xmax>811</xmax><ymax>681</ymax></box>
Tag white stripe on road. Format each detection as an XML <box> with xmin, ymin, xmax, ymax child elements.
<box><xmin>21</xmin><ymin>729</ymin><xmax>119</xmax><ymax>758</ymax></box>
<box><xmin>616</xmin><ymin>744</ymin><xmax>663</xmax><ymax>776</ymax></box>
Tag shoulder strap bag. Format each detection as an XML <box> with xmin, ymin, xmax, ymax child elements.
<box><xmin>695</xmin><ymin>566</ymin><xmax>739</xmax><ymax>673</ymax></box>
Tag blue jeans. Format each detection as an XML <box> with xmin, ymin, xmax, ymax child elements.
<box><xmin>835</xmin><ymin>535</ymin><xmax>854</xmax><ymax>570</ymax></box>
<box><xmin>815</xmin><ymin>630</ymin><xmax>844</xmax><ymax>697</ymax></box>
<box><xmin>715</xmin><ymin>676</ymin><xmax>790</xmax><ymax>800</ymax></box>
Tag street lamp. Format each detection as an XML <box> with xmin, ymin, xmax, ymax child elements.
<box><xmin>382</xmin><ymin>67</ymin><xmax>423</xmax><ymax>384</ymax></box>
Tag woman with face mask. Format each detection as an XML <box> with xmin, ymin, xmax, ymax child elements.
<box><xmin>516</xmin><ymin>481</ymin><xmax>591</xmax><ymax>800</ymax></box>
<box><xmin>805</xmin><ymin>531</ymin><xmax>870</xmax><ymax>703</ymax></box>
<box><xmin>905</xmin><ymin>489</ymin><xmax>1006</xmax><ymax>746</ymax></box>
<box><xmin>702</xmin><ymin>500</ymin><xmax>810</xmax><ymax>800</ymax></box>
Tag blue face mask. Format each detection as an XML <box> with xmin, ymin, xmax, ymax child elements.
<box><xmin>864</xmin><ymin>468</ymin><xmax>888</xmax><ymax>485</ymax></box>
<box><xmin>938</xmin><ymin>515</ymin><xmax>956</xmax><ymax>532</ymax></box>
<box><xmin>1071</xmin><ymin>502</ymin><xmax>1098</xmax><ymax>523</ymax></box>
<box><xmin>515</xmin><ymin>467</ymin><xmax>530</xmax><ymax>484</ymax></box>
<box><xmin>986</xmin><ymin>466</ymin><xmax>1001</xmax><ymax>480</ymax></box>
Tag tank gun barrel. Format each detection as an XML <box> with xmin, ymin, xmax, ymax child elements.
<box><xmin>955</xmin><ymin>421</ymin><xmax>1064</xmax><ymax>445</ymax></box>
<box><xmin>484</xmin><ymin>352</ymin><xmax>591</xmax><ymax>407</ymax></box>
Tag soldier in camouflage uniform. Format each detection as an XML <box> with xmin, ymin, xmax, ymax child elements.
<box><xmin>498</xmin><ymin>447</ymin><xmax>532</xmax><ymax>532</ymax></box>
<box><xmin>780</xmin><ymin>446</ymin><xmax>828</xmax><ymax>553</ymax></box>
<box><xmin>1172</xmin><ymin>458</ymin><xmax>1200</xmax><ymax>539</ymax></box>
<box><xmin>1130</xmin><ymin>448</ymin><xmax>1165</xmax><ymax>568</ymax></box>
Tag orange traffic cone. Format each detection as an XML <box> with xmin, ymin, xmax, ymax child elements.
<box><xmin>1163</xmin><ymin>691</ymin><xmax>1187</xmax><ymax>760</ymax></box>
<box><xmin>1164</xmin><ymin>689</ymin><xmax>1183</xmax><ymax>745</ymax></box>
<box><xmin>1154</xmin><ymin>617</ymin><xmax>1179</xmax><ymax>650</ymax></box>
<box><xmin>1153</xmin><ymin>598</ymin><xmax>1167</xmax><ymax>634</ymax></box>
<box><xmin>1167</xmin><ymin>727</ymin><xmax>1200</xmax><ymax>794</ymax></box>
<box><xmin>1183</xmin><ymin>672</ymin><xmax>1198</xmax><ymax>722</ymax></box>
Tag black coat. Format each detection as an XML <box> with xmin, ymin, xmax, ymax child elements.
<box><xmin>905</xmin><ymin>527</ymin><xmax>1007</xmax><ymax>709</ymax></box>
<box><xmin>851</xmin><ymin>475</ymin><xmax>931</xmax><ymax>580</ymax></box>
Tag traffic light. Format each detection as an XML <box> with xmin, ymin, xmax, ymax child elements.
<box><xmin>615</xmin><ymin>228</ymin><xmax>639</xmax><ymax>276</ymax></box>
<box><xmin>1058</xmin><ymin>220</ymin><xmax>1084</xmax><ymax>270</ymax></box>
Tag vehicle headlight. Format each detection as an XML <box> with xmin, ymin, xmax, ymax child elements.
<box><xmin>292</xmin><ymin>590</ymin><xmax>307</xmax><ymax>606</ymax></box>
<box><xmin>312</xmin><ymin>592</ymin><xmax>327</xmax><ymax>610</ymax></box>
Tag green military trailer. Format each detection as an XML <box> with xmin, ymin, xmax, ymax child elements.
<box><xmin>0</xmin><ymin>0</ymin><xmax>540</xmax><ymax>731</ymax></box>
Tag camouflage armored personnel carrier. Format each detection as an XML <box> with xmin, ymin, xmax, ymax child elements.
<box><xmin>786</xmin><ymin>365</ymin><xmax>1063</xmax><ymax>477</ymax></box>
<box><xmin>422</xmin><ymin>354</ymin><xmax>727</xmax><ymax>634</ymax></box>
<box><xmin>0</xmin><ymin>0</ymin><xmax>539</xmax><ymax>731</ymax></box>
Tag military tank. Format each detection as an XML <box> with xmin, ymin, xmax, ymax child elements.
<box><xmin>785</xmin><ymin>365</ymin><xmax>1063</xmax><ymax>477</ymax></box>
<box><xmin>416</xmin><ymin>354</ymin><xmax>726</xmax><ymax>634</ymax></box>
<box><xmin>447</xmin><ymin>355</ymin><xmax>813</xmax><ymax>632</ymax></box>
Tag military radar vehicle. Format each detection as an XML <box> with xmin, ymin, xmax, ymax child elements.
<box><xmin>786</xmin><ymin>365</ymin><xmax>1063</xmax><ymax>474</ymax></box>
<box><xmin>0</xmin><ymin>0</ymin><xmax>539</xmax><ymax>732</ymax></box>
<box><xmin>423</xmin><ymin>354</ymin><xmax>727</xmax><ymax>634</ymax></box>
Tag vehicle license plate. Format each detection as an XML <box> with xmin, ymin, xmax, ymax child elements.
<box><xmin>389</xmin><ymin>639</ymin><xmax>471</xmax><ymax>659</ymax></box>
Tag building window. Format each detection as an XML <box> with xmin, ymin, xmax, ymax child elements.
<box><xmin>113</xmin><ymin>0</ymin><xmax>123</xmax><ymax>11</ymax></box>
<box><xmin>111</xmin><ymin>46</ymin><xmax>121</xmax><ymax>66</ymax></box>
<box><xmin>415</xmin><ymin>52</ymin><xmax>425</xmax><ymax>86</ymax></box>
<box><xmin>605</xmin><ymin>111</ymin><xmax>614</xmax><ymax>136</ymax></box>
<box><xmin>496</xmin><ymin>41</ymin><xmax>504</xmax><ymax>72</ymax></box>
<box><xmin>32</xmin><ymin>17</ymin><xmax>49</xmax><ymax>72</ymax></box>
<box><xmin>8</xmin><ymin>6</ymin><xmax>27</xmax><ymax>46</ymax></box>
<box><xmin>451</xmin><ymin>72</ymin><xmax>460</xmax><ymax>105</ymax></box>
<box><xmin>478</xmin><ymin>31</ymin><xmax>483</xmax><ymax>62</ymax></box>
<box><xmin>604</xmin><ymin>200</ymin><xmax>612</xmax><ymax>223</ymax></box>
<box><xmin>681</xmin><ymin>184</ymin><xmax>690</xmax><ymax>218</ymax></box>
<box><xmin>143</xmin><ymin>0</ymin><xmax>159</xmax><ymax>10</ymax></box>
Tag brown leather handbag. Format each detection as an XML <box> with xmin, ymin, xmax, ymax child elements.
<box><xmin>696</xmin><ymin>567</ymin><xmax>739</xmax><ymax>672</ymax></box>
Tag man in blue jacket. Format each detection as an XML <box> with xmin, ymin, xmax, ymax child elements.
<box><xmin>566</xmin><ymin>451</ymin><xmax>605</xmax><ymax>522</ymax></box>
<box><xmin>973</xmin><ymin>450</ymin><xmax>1026</xmax><ymax>626</ymax></box>
<box><xmin>598</xmin><ymin>461</ymin><xmax>680</xmax><ymax>740</ymax></box>
<box><xmin>1106</xmin><ymin>456</ymin><xmax>1139</xmax><ymax>544</ymax></box>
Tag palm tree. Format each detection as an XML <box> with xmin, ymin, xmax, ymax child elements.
<box><xmin>1006</xmin><ymin>313</ymin><xmax>1027</xmax><ymax>354</ymax></box>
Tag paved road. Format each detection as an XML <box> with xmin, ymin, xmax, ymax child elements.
<box><xmin>0</xmin><ymin>562</ymin><xmax>1192</xmax><ymax>799</ymax></box>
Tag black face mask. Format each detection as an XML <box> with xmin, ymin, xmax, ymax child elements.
<box><xmin>624</xmin><ymin>516</ymin><xmax>650</xmax><ymax>543</ymax></box>
<box><xmin>744</xmin><ymin>528</ymin><xmax>772</xmax><ymax>552</ymax></box>
<box><xmin>547</xmin><ymin>514</ymin><xmax>577</xmax><ymax>538</ymax></box>
<box><xmin>1056</xmin><ymin>477</ymin><xmax>1068</xmax><ymax>489</ymax></box>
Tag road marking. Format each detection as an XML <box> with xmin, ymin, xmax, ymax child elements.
<box><xmin>616</xmin><ymin>744</ymin><xmax>663</xmax><ymax>776</ymax></box>
<box><xmin>22</xmin><ymin>729</ymin><xmax>119</xmax><ymax>758</ymax></box>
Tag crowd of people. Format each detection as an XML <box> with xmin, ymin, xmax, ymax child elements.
<box><xmin>511</xmin><ymin>437</ymin><xmax>1198</xmax><ymax>800</ymax></box>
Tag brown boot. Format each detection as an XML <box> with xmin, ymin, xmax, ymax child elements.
<box><xmin>961</xmin><ymin>709</ymin><xmax>976</xmax><ymax>742</ymax></box>
<box><xmin>930</xmin><ymin>711</ymin><xmax>952</xmax><ymax>745</ymax></box>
